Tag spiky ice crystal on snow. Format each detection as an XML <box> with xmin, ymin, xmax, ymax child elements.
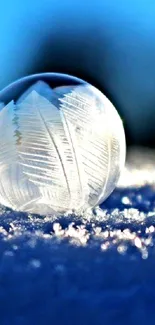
<box><xmin>0</xmin><ymin>81</ymin><xmax>125</xmax><ymax>215</ymax></box>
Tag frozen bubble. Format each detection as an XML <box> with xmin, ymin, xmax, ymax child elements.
<box><xmin>0</xmin><ymin>73</ymin><xmax>125</xmax><ymax>216</ymax></box>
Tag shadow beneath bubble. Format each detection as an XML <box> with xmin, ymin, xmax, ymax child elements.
<box><xmin>101</xmin><ymin>185</ymin><xmax>155</xmax><ymax>213</ymax></box>
<box><xmin>1</xmin><ymin>184</ymin><xmax>155</xmax><ymax>237</ymax></box>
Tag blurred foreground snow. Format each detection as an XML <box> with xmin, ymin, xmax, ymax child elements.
<box><xmin>0</xmin><ymin>147</ymin><xmax>155</xmax><ymax>325</ymax></box>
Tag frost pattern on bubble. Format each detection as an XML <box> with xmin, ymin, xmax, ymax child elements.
<box><xmin>0</xmin><ymin>81</ymin><xmax>125</xmax><ymax>215</ymax></box>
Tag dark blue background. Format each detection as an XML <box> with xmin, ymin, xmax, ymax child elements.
<box><xmin>0</xmin><ymin>0</ymin><xmax>155</xmax><ymax>145</ymax></box>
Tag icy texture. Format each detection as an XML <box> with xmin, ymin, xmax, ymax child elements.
<box><xmin>0</xmin><ymin>148</ymin><xmax>154</xmax><ymax>324</ymax></box>
<box><xmin>0</xmin><ymin>81</ymin><xmax>125</xmax><ymax>215</ymax></box>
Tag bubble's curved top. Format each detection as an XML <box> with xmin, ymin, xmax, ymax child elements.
<box><xmin>0</xmin><ymin>73</ymin><xmax>86</xmax><ymax>105</ymax></box>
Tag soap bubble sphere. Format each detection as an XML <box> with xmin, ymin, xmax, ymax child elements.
<box><xmin>0</xmin><ymin>73</ymin><xmax>126</xmax><ymax>216</ymax></box>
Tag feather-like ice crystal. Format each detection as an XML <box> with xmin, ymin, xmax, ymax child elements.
<box><xmin>0</xmin><ymin>80</ymin><xmax>126</xmax><ymax>215</ymax></box>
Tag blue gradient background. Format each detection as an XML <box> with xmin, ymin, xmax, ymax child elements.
<box><xmin>1</xmin><ymin>0</ymin><xmax>155</xmax><ymax>145</ymax></box>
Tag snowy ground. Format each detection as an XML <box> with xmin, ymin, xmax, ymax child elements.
<box><xmin>0</xmin><ymin>147</ymin><xmax>155</xmax><ymax>325</ymax></box>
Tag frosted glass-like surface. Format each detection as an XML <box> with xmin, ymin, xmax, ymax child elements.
<box><xmin>0</xmin><ymin>75</ymin><xmax>126</xmax><ymax>215</ymax></box>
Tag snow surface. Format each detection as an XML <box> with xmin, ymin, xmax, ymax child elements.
<box><xmin>0</xmin><ymin>147</ymin><xmax>155</xmax><ymax>325</ymax></box>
